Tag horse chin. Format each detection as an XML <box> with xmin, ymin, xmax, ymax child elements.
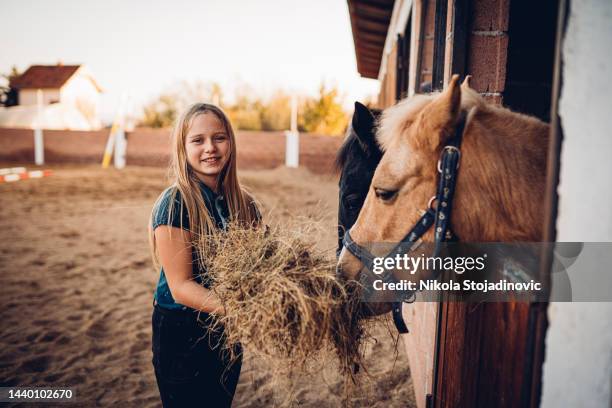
<box><xmin>337</xmin><ymin>248</ymin><xmax>394</xmax><ymax>317</ymax></box>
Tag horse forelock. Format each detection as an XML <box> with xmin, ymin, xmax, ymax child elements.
<box><xmin>376</xmin><ymin>94</ymin><xmax>435</xmax><ymax>152</ymax></box>
<box><xmin>376</xmin><ymin>88</ymin><xmax>486</xmax><ymax>152</ymax></box>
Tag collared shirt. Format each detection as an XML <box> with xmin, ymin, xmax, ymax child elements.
<box><xmin>151</xmin><ymin>181</ymin><xmax>229</xmax><ymax>310</ymax></box>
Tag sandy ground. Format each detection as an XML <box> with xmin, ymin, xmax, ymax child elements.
<box><xmin>0</xmin><ymin>164</ymin><xmax>415</xmax><ymax>407</ymax></box>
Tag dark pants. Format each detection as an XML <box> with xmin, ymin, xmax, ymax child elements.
<box><xmin>152</xmin><ymin>305</ymin><xmax>242</xmax><ymax>408</ymax></box>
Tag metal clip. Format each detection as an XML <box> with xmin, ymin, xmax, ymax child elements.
<box><xmin>437</xmin><ymin>145</ymin><xmax>462</xmax><ymax>173</ymax></box>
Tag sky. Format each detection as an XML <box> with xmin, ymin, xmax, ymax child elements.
<box><xmin>0</xmin><ymin>0</ymin><xmax>380</xmax><ymax>123</ymax></box>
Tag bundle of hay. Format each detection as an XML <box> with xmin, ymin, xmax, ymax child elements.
<box><xmin>197</xmin><ymin>221</ymin><xmax>368</xmax><ymax>378</ymax></box>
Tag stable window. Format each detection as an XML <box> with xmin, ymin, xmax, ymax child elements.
<box><xmin>504</xmin><ymin>0</ymin><xmax>560</xmax><ymax>121</ymax></box>
<box><xmin>395</xmin><ymin>15</ymin><xmax>412</xmax><ymax>101</ymax></box>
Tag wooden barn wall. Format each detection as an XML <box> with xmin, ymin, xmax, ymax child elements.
<box><xmin>380</xmin><ymin>0</ymin><xmax>511</xmax><ymax>104</ymax></box>
<box><xmin>433</xmin><ymin>2</ymin><xmax>548</xmax><ymax>407</ymax></box>
<box><xmin>418</xmin><ymin>0</ymin><xmax>437</xmax><ymax>93</ymax></box>
<box><xmin>373</xmin><ymin>0</ymin><xmax>531</xmax><ymax>407</ymax></box>
<box><xmin>403</xmin><ymin>3</ymin><xmax>442</xmax><ymax>408</ymax></box>
<box><xmin>378</xmin><ymin>42</ymin><xmax>399</xmax><ymax>108</ymax></box>
<box><xmin>408</xmin><ymin>0</ymin><xmax>423</xmax><ymax>96</ymax></box>
<box><xmin>401</xmin><ymin>303</ymin><xmax>438</xmax><ymax>408</ymax></box>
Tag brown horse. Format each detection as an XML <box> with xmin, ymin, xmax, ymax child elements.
<box><xmin>337</xmin><ymin>75</ymin><xmax>549</xmax><ymax>311</ymax></box>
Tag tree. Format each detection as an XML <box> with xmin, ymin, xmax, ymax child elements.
<box><xmin>0</xmin><ymin>66</ymin><xmax>21</xmax><ymax>107</ymax></box>
<box><xmin>227</xmin><ymin>87</ymin><xmax>293</xmax><ymax>131</ymax></box>
<box><xmin>141</xmin><ymin>93</ymin><xmax>179</xmax><ymax>128</ymax></box>
<box><xmin>139</xmin><ymin>81</ymin><xmax>224</xmax><ymax>128</ymax></box>
<box><xmin>260</xmin><ymin>90</ymin><xmax>291</xmax><ymax>131</ymax></box>
<box><xmin>300</xmin><ymin>84</ymin><xmax>348</xmax><ymax>136</ymax></box>
<box><xmin>139</xmin><ymin>80</ymin><xmax>350</xmax><ymax>136</ymax></box>
<box><xmin>225</xmin><ymin>84</ymin><xmax>263</xmax><ymax>131</ymax></box>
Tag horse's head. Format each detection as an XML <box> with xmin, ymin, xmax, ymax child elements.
<box><xmin>338</xmin><ymin>75</ymin><xmax>549</xmax><ymax>290</ymax></box>
<box><xmin>336</xmin><ymin>102</ymin><xmax>382</xmax><ymax>257</ymax></box>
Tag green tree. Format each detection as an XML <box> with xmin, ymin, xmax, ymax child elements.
<box><xmin>300</xmin><ymin>84</ymin><xmax>348</xmax><ymax>136</ymax></box>
<box><xmin>0</xmin><ymin>66</ymin><xmax>21</xmax><ymax>107</ymax></box>
<box><xmin>225</xmin><ymin>84</ymin><xmax>263</xmax><ymax>131</ymax></box>
<box><xmin>141</xmin><ymin>93</ymin><xmax>178</xmax><ymax>128</ymax></box>
<box><xmin>260</xmin><ymin>90</ymin><xmax>291</xmax><ymax>131</ymax></box>
<box><xmin>139</xmin><ymin>81</ymin><xmax>224</xmax><ymax>128</ymax></box>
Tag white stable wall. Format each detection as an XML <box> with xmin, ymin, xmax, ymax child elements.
<box><xmin>540</xmin><ymin>0</ymin><xmax>612</xmax><ymax>407</ymax></box>
<box><xmin>60</xmin><ymin>69</ymin><xmax>101</xmax><ymax>129</ymax></box>
<box><xmin>19</xmin><ymin>89</ymin><xmax>60</xmax><ymax>105</ymax></box>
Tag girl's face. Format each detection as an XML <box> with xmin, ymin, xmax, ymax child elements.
<box><xmin>185</xmin><ymin>112</ymin><xmax>231</xmax><ymax>188</ymax></box>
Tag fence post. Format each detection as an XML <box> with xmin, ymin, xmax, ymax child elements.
<box><xmin>34</xmin><ymin>89</ymin><xmax>45</xmax><ymax>165</ymax></box>
<box><xmin>285</xmin><ymin>95</ymin><xmax>299</xmax><ymax>168</ymax></box>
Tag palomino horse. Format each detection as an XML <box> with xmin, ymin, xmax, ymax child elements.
<box><xmin>337</xmin><ymin>75</ymin><xmax>549</xmax><ymax>309</ymax></box>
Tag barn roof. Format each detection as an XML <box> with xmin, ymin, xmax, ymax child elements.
<box><xmin>10</xmin><ymin>65</ymin><xmax>102</xmax><ymax>92</ymax></box>
<box><xmin>347</xmin><ymin>0</ymin><xmax>395</xmax><ymax>79</ymax></box>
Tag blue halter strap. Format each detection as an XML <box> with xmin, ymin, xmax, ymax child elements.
<box><xmin>342</xmin><ymin>113</ymin><xmax>466</xmax><ymax>334</ymax></box>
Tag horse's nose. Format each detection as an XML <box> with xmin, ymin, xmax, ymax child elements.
<box><xmin>337</xmin><ymin>246</ymin><xmax>360</xmax><ymax>281</ymax></box>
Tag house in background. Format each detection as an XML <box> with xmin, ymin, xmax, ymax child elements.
<box><xmin>8</xmin><ymin>63</ymin><xmax>102</xmax><ymax>129</ymax></box>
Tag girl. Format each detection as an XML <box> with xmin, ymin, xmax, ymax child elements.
<box><xmin>149</xmin><ymin>103</ymin><xmax>259</xmax><ymax>407</ymax></box>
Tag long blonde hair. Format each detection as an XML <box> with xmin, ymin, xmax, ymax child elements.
<box><xmin>150</xmin><ymin>103</ymin><xmax>259</xmax><ymax>268</ymax></box>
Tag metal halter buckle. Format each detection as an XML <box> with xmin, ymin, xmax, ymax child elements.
<box><xmin>437</xmin><ymin>145</ymin><xmax>462</xmax><ymax>173</ymax></box>
<box><xmin>403</xmin><ymin>291</ymin><xmax>417</xmax><ymax>303</ymax></box>
<box><xmin>427</xmin><ymin>195</ymin><xmax>437</xmax><ymax>210</ymax></box>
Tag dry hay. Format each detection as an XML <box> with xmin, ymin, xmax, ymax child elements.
<box><xmin>196</xmin><ymin>221</ymin><xmax>375</xmax><ymax>383</ymax></box>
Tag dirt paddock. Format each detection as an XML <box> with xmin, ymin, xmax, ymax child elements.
<box><xmin>0</xmin><ymin>164</ymin><xmax>415</xmax><ymax>407</ymax></box>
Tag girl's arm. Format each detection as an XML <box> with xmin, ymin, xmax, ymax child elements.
<box><xmin>154</xmin><ymin>225</ymin><xmax>224</xmax><ymax>314</ymax></box>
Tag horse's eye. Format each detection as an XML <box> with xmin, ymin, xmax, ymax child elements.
<box><xmin>345</xmin><ymin>193</ymin><xmax>363</xmax><ymax>210</ymax></box>
<box><xmin>374</xmin><ymin>187</ymin><xmax>398</xmax><ymax>201</ymax></box>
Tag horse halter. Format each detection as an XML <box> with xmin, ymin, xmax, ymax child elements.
<box><xmin>342</xmin><ymin>112</ymin><xmax>467</xmax><ymax>333</ymax></box>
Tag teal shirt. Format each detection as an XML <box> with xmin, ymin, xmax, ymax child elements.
<box><xmin>151</xmin><ymin>182</ymin><xmax>229</xmax><ymax>310</ymax></box>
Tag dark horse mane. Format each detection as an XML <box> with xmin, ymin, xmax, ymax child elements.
<box><xmin>334</xmin><ymin>132</ymin><xmax>361</xmax><ymax>171</ymax></box>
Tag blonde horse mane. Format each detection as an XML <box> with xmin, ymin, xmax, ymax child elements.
<box><xmin>376</xmin><ymin>83</ymin><xmax>486</xmax><ymax>152</ymax></box>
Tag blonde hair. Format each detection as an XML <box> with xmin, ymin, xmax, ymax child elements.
<box><xmin>150</xmin><ymin>103</ymin><xmax>259</xmax><ymax>268</ymax></box>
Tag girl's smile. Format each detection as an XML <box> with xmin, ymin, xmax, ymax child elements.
<box><xmin>201</xmin><ymin>156</ymin><xmax>221</xmax><ymax>165</ymax></box>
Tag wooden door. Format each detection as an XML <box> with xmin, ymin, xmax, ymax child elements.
<box><xmin>429</xmin><ymin>0</ymin><xmax>563</xmax><ymax>406</ymax></box>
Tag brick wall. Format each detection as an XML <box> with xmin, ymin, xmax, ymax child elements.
<box><xmin>466</xmin><ymin>0</ymin><xmax>510</xmax><ymax>104</ymax></box>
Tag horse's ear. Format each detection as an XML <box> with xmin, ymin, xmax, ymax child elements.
<box><xmin>353</xmin><ymin>101</ymin><xmax>375</xmax><ymax>132</ymax></box>
<box><xmin>352</xmin><ymin>101</ymin><xmax>380</xmax><ymax>153</ymax></box>
<box><xmin>418</xmin><ymin>74</ymin><xmax>461</xmax><ymax>148</ymax></box>
<box><xmin>461</xmin><ymin>75</ymin><xmax>472</xmax><ymax>91</ymax></box>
